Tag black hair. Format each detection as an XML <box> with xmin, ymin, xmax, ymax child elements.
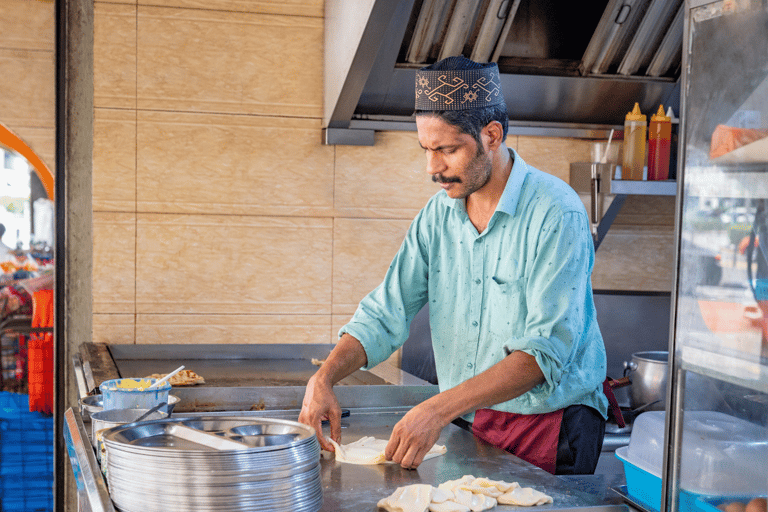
<box><xmin>414</xmin><ymin>56</ymin><xmax>509</xmax><ymax>144</ymax></box>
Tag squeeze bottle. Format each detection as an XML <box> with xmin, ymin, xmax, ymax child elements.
<box><xmin>622</xmin><ymin>102</ymin><xmax>646</xmax><ymax>180</ymax></box>
<box><xmin>648</xmin><ymin>105</ymin><xmax>671</xmax><ymax>181</ymax></box>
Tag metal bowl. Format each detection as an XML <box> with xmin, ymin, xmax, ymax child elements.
<box><xmin>91</xmin><ymin>408</ymin><xmax>168</xmax><ymax>448</ymax></box>
<box><xmin>80</xmin><ymin>394</ymin><xmax>179</xmax><ymax>419</ymax></box>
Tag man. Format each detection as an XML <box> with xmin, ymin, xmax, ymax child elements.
<box><xmin>299</xmin><ymin>56</ymin><xmax>608</xmax><ymax>475</ymax></box>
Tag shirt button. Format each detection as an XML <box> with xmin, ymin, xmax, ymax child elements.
<box><xmin>472</xmin><ymin>321</ymin><xmax>478</xmax><ymax>327</ymax></box>
<box><xmin>474</xmin><ymin>279</ymin><xmax>481</xmax><ymax>284</ymax></box>
<box><xmin>467</xmin><ymin>363</ymin><xmax>473</xmax><ymax>369</ymax></box>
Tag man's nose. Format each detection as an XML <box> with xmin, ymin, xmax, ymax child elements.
<box><xmin>425</xmin><ymin>151</ymin><xmax>446</xmax><ymax>175</ymax></box>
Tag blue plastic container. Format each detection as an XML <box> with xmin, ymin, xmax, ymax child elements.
<box><xmin>99</xmin><ymin>378</ymin><xmax>171</xmax><ymax>410</ymax></box>
<box><xmin>616</xmin><ymin>411</ymin><xmax>768</xmax><ymax>512</ymax></box>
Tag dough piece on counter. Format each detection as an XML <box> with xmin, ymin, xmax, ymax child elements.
<box><xmin>329</xmin><ymin>436</ymin><xmax>447</xmax><ymax>465</ymax></box>
<box><xmin>377</xmin><ymin>484</ymin><xmax>435</xmax><ymax>512</ymax></box>
<box><xmin>457</xmin><ymin>477</ymin><xmax>518</xmax><ymax>498</ymax></box>
<box><xmin>429</xmin><ymin>500</ymin><xmax>470</xmax><ymax>512</ymax></box>
<box><xmin>497</xmin><ymin>485</ymin><xmax>553</xmax><ymax>506</ymax></box>
<box><xmin>451</xmin><ymin>489</ymin><xmax>497</xmax><ymax>512</ymax></box>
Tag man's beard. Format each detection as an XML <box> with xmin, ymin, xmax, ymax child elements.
<box><xmin>432</xmin><ymin>144</ymin><xmax>492</xmax><ymax>198</ymax></box>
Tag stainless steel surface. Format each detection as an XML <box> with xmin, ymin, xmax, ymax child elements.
<box><xmin>623</xmin><ymin>351</ymin><xmax>668</xmax><ymax>411</ymax></box>
<box><xmin>79</xmin><ymin>394</ymin><xmax>179</xmax><ymax>420</ymax></box>
<box><xmin>63</xmin><ymin>408</ymin><xmax>116</xmax><ymax>512</ymax></box>
<box><xmin>178</xmin><ymin>408</ymin><xmax>629</xmax><ymax>512</ymax></box>
<box><xmin>103</xmin><ymin>417</ymin><xmax>322</xmax><ymax>512</ymax></box>
<box><xmin>91</xmin><ymin>409</ymin><xmax>167</xmax><ymax>448</ymax></box>
<box><xmin>69</xmin><ymin>402</ymin><xmax>630</xmax><ymax>512</ymax></box>
<box><xmin>324</xmin><ymin>0</ymin><xmax>681</xmax><ymax>139</ymax></box>
<box><xmin>73</xmin><ymin>353</ymin><xmax>89</xmax><ymax>399</ymax></box>
<box><xmin>86</xmin><ymin>343</ymin><xmax>439</xmax><ymax>413</ymax></box>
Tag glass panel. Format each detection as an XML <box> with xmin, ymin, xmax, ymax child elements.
<box><xmin>672</xmin><ymin>2</ymin><xmax>768</xmax><ymax>512</ymax></box>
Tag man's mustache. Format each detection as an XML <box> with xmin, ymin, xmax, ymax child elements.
<box><xmin>432</xmin><ymin>174</ymin><xmax>461</xmax><ymax>184</ymax></box>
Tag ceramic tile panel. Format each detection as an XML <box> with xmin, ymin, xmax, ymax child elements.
<box><xmin>135</xmin><ymin>111</ymin><xmax>333</xmax><ymax>216</ymax></box>
<box><xmin>517</xmin><ymin>136</ymin><xmax>593</xmax><ymax>184</ymax></box>
<box><xmin>592</xmin><ymin>225</ymin><xmax>675</xmax><ymax>292</ymax></box>
<box><xmin>135</xmin><ymin>213</ymin><xmax>333</xmax><ymax>315</ymax></box>
<box><xmin>94</xmin><ymin>108</ymin><xmax>136</xmax><ymax>212</ymax></box>
<box><xmin>136</xmin><ymin>6</ymin><xmax>323</xmax><ymax>118</ymax></box>
<box><xmin>135</xmin><ymin>313</ymin><xmax>331</xmax><ymax>344</ymax></box>
<box><xmin>93</xmin><ymin>314</ymin><xmax>136</xmax><ymax>345</ymax></box>
<box><xmin>139</xmin><ymin>0</ymin><xmax>323</xmax><ymax>17</ymax></box>
<box><xmin>94</xmin><ymin>2</ymin><xmax>137</xmax><ymax>109</ymax></box>
<box><xmin>0</xmin><ymin>49</ymin><xmax>54</xmax><ymax>129</ymax></box>
<box><xmin>93</xmin><ymin>212</ymin><xmax>137</xmax><ymax>314</ymax></box>
<box><xmin>332</xmin><ymin>217</ymin><xmax>412</xmax><ymax>315</ymax></box>
<box><xmin>335</xmin><ymin>131</ymin><xmax>436</xmax><ymax>219</ymax></box>
<box><xmin>0</xmin><ymin>0</ymin><xmax>54</xmax><ymax>52</ymax></box>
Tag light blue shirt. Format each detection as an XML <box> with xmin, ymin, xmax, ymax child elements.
<box><xmin>341</xmin><ymin>149</ymin><xmax>608</xmax><ymax>421</ymax></box>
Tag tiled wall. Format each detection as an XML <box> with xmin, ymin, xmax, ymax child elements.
<box><xmin>3</xmin><ymin>0</ymin><xmax>676</xmax><ymax>348</ymax></box>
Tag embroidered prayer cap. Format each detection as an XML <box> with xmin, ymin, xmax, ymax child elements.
<box><xmin>415</xmin><ymin>56</ymin><xmax>505</xmax><ymax>111</ymax></box>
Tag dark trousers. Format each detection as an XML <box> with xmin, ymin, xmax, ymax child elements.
<box><xmin>555</xmin><ymin>404</ymin><xmax>605</xmax><ymax>475</ymax></box>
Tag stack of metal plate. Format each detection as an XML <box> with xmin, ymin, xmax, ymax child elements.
<box><xmin>101</xmin><ymin>416</ymin><xmax>322</xmax><ymax>512</ymax></box>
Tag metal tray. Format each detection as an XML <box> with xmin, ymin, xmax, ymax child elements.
<box><xmin>103</xmin><ymin>416</ymin><xmax>315</xmax><ymax>452</ymax></box>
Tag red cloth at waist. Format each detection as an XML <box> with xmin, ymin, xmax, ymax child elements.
<box><xmin>471</xmin><ymin>408</ymin><xmax>563</xmax><ymax>474</ymax></box>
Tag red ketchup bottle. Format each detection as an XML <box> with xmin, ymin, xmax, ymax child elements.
<box><xmin>648</xmin><ymin>105</ymin><xmax>671</xmax><ymax>180</ymax></box>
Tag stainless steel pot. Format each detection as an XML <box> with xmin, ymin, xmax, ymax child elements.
<box><xmin>623</xmin><ymin>351</ymin><xmax>668</xmax><ymax>411</ymax></box>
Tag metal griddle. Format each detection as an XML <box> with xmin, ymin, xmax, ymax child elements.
<box><xmin>78</xmin><ymin>343</ymin><xmax>439</xmax><ymax>412</ymax></box>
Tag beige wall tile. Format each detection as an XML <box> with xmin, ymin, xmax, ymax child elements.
<box><xmin>135</xmin><ymin>213</ymin><xmax>332</xmax><ymax>314</ymax></box>
<box><xmin>517</xmin><ymin>136</ymin><xmax>593</xmax><ymax>184</ymax></box>
<box><xmin>141</xmin><ymin>0</ymin><xmax>323</xmax><ymax>17</ymax></box>
<box><xmin>0</xmin><ymin>49</ymin><xmax>54</xmax><ymax>129</ymax></box>
<box><xmin>94</xmin><ymin>108</ymin><xmax>137</xmax><ymax>212</ymax></box>
<box><xmin>332</xmin><ymin>217</ymin><xmax>412</xmax><ymax>315</ymax></box>
<box><xmin>135</xmin><ymin>111</ymin><xmax>334</xmax><ymax>216</ymax></box>
<box><xmin>592</xmin><ymin>225</ymin><xmax>675</xmax><ymax>292</ymax></box>
<box><xmin>136</xmin><ymin>6</ymin><xmax>323</xmax><ymax>117</ymax></box>
<box><xmin>335</xmin><ymin>131</ymin><xmax>436</xmax><ymax>219</ymax></box>
<box><xmin>93</xmin><ymin>314</ymin><xmax>136</xmax><ymax>345</ymax></box>
<box><xmin>0</xmin><ymin>0</ymin><xmax>54</xmax><ymax>52</ymax></box>
<box><xmin>94</xmin><ymin>2</ymin><xmax>137</xmax><ymax>109</ymax></box>
<box><xmin>93</xmin><ymin>212</ymin><xmax>137</xmax><ymax>314</ymax></box>
<box><xmin>136</xmin><ymin>313</ymin><xmax>331</xmax><ymax>344</ymax></box>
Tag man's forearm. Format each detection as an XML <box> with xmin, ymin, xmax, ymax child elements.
<box><xmin>314</xmin><ymin>333</ymin><xmax>369</xmax><ymax>386</ymax></box>
<box><xmin>426</xmin><ymin>350</ymin><xmax>545</xmax><ymax>426</ymax></box>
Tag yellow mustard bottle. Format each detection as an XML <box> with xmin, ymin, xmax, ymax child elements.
<box><xmin>622</xmin><ymin>102</ymin><xmax>647</xmax><ymax>180</ymax></box>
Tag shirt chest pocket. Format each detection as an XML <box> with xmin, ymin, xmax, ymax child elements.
<box><xmin>488</xmin><ymin>276</ymin><xmax>527</xmax><ymax>322</ymax></box>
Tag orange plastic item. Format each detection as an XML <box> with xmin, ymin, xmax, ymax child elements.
<box><xmin>710</xmin><ymin>124</ymin><xmax>768</xmax><ymax>159</ymax></box>
<box><xmin>27</xmin><ymin>289</ymin><xmax>53</xmax><ymax>414</ymax></box>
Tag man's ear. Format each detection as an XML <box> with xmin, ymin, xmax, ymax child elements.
<box><xmin>483</xmin><ymin>121</ymin><xmax>504</xmax><ymax>151</ymax></box>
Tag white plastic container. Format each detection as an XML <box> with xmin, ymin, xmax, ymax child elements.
<box><xmin>616</xmin><ymin>410</ymin><xmax>768</xmax><ymax>511</ymax></box>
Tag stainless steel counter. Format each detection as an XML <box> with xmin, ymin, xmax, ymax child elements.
<box><xmin>69</xmin><ymin>343</ymin><xmax>630</xmax><ymax>511</ymax></box>
<box><xmin>65</xmin><ymin>404</ymin><xmax>629</xmax><ymax>512</ymax></box>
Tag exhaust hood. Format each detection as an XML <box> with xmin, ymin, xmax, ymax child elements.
<box><xmin>324</xmin><ymin>0</ymin><xmax>682</xmax><ymax>145</ymax></box>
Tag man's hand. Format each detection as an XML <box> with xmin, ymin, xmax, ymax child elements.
<box><xmin>384</xmin><ymin>401</ymin><xmax>447</xmax><ymax>469</ymax></box>
<box><xmin>298</xmin><ymin>373</ymin><xmax>342</xmax><ymax>452</ymax></box>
